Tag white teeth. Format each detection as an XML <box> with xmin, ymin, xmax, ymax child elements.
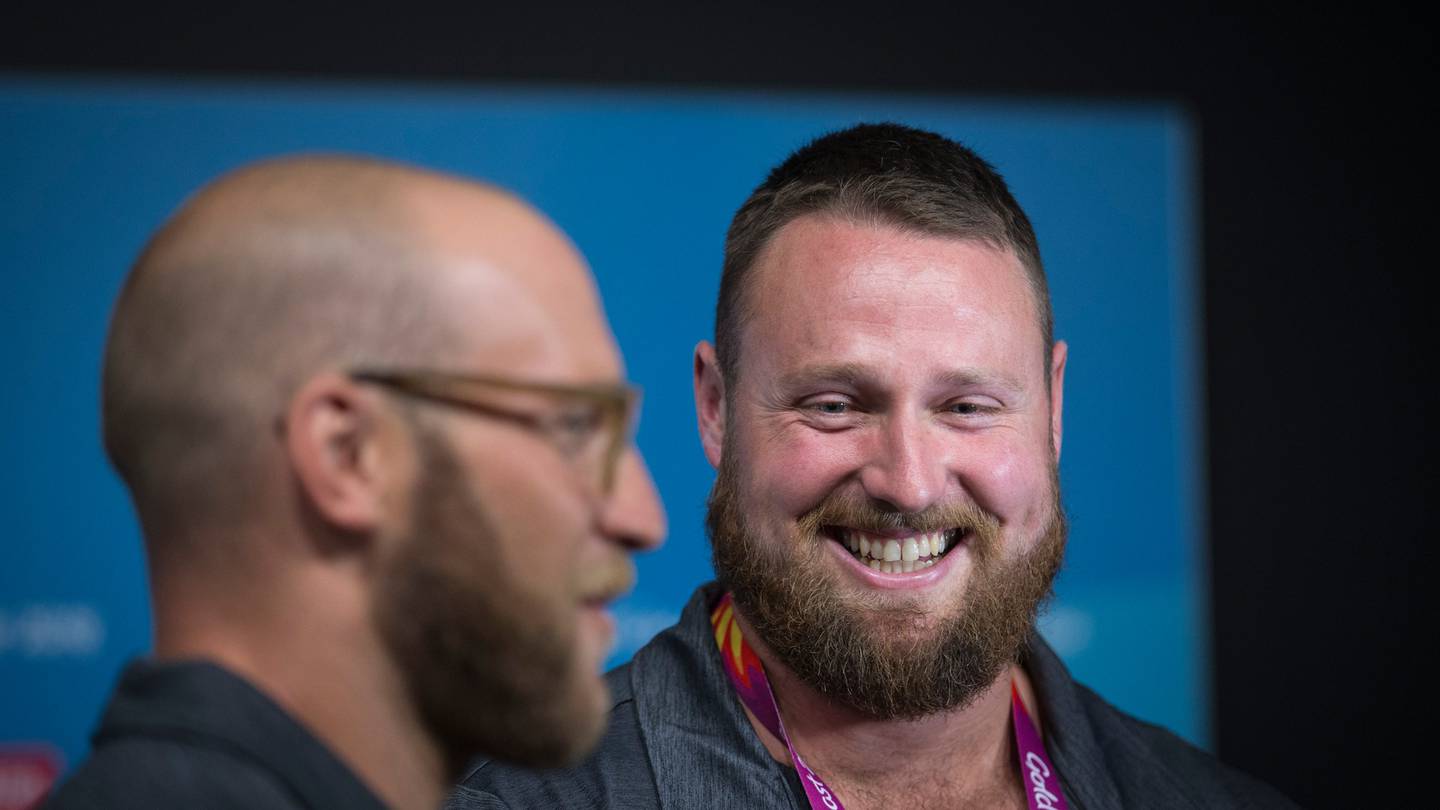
<box><xmin>840</xmin><ymin>529</ymin><xmax>955</xmax><ymax>571</ymax></box>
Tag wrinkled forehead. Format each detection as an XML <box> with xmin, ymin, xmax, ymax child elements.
<box><xmin>738</xmin><ymin>216</ymin><xmax>1047</xmax><ymax>385</ymax></box>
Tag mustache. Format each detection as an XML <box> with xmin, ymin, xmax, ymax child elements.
<box><xmin>575</xmin><ymin>556</ymin><xmax>636</xmax><ymax>603</ymax></box>
<box><xmin>796</xmin><ymin>489</ymin><xmax>1001</xmax><ymax>542</ymax></box>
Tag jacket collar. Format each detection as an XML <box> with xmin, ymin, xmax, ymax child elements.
<box><xmin>629</xmin><ymin>582</ymin><xmax>1123</xmax><ymax>810</ymax></box>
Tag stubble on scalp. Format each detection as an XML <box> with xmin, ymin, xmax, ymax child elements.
<box><xmin>707</xmin><ymin>447</ymin><xmax>1067</xmax><ymax>720</ymax></box>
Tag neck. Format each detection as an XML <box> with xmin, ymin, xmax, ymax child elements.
<box><xmin>731</xmin><ymin>608</ymin><xmax>1039</xmax><ymax>808</ymax></box>
<box><xmin>152</xmin><ymin>555</ymin><xmax>448</xmax><ymax>810</ymax></box>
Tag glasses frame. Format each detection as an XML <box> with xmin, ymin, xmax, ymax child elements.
<box><xmin>349</xmin><ymin>368</ymin><xmax>638</xmax><ymax>495</ymax></box>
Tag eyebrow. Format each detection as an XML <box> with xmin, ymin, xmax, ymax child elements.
<box><xmin>778</xmin><ymin>363</ymin><xmax>874</xmax><ymax>391</ymax></box>
<box><xmin>934</xmin><ymin>368</ymin><xmax>1026</xmax><ymax>394</ymax></box>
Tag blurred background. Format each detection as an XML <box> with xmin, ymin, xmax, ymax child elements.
<box><xmin>1</xmin><ymin>4</ymin><xmax>1428</xmax><ymax>809</ymax></box>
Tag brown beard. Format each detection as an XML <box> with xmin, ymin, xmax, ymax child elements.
<box><xmin>373</xmin><ymin>425</ymin><xmax>604</xmax><ymax>773</ymax></box>
<box><xmin>707</xmin><ymin>445</ymin><xmax>1067</xmax><ymax>720</ymax></box>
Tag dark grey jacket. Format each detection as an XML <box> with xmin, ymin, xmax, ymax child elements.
<box><xmin>453</xmin><ymin>582</ymin><xmax>1298</xmax><ymax>810</ymax></box>
<box><xmin>43</xmin><ymin>660</ymin><xmax>388</xmax><ymax>810</ymax></box>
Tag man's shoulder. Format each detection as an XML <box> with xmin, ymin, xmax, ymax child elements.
<box><xmin>1018</xmin><ymin>635</ymin><xmax>1299</xmax><ymax>809</ymax></box>
<box><xmin>44</xmin><ymin>658</ymin><xmax>387</xmax><ymax>810</ymax></box>
<box><xmin>43</xmin><ymin>735</ymin><xmax>303</xmax><ymax>810</ymax></box>
<box><xmin>1068</xmin><ymin>681</ymin><xmax>1299</xmax><ymax>809</ymax></box>
<box><xmin>451</xmin><ymin>662</ymin><xmax>659</xmax><ymax>810</ymax></box>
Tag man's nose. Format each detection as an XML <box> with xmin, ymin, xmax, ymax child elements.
<box><xmin>599</xmin><ymin>447</ymin><xmax>667</xmax><ymax>551</ymax></box>
<box><xmin>858</xmin><ymin>414</ymin><xmax>947</xmax><ymax>514</ymax></box>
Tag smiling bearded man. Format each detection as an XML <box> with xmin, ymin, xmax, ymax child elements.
<box><xmin>455</xmin><ymin>123</ymin><xmax>1299</xmax><ymax>810</ymax></box>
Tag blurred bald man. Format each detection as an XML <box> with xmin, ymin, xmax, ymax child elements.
<box><xmin>43</xmin><ymin>157</ymin><xmax>666</xmax><ymax>810</ymax></box>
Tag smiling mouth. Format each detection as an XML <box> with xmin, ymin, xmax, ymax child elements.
<box><xmin>827</xmin><ymin>527</ymin><xmax>961</xmax><ymax>574</ymax></box>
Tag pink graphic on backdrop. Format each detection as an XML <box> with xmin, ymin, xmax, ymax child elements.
<box><xmin>0</xmin><ymin>745</ymin><xmax>63</xmax><ymax>810</ymax></box>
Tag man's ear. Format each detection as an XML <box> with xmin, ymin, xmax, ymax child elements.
<box><xmin>693</xmin><ymin>341</ymin><xmax>726</xmax><ymax>469</ymax></box>
<box><xmin>1049</xmin><ymin>340</ymin><xmax>1068</xmax><ymax>461</ymax></box>
<box><xmin>285</xmin><ymin>373</ymin><xmax>391</xmax><ymax>533</ymax></box>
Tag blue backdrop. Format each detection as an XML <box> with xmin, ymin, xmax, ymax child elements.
<box><xmin>0</xmin><ymin>77</ymin><xmax>1203</xmax><ymax>778</ymax></box>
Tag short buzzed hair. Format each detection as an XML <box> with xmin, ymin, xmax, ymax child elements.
<box><xmin>102</xmin><ymin>157</ymin><xmax>471</xmax><ymax>538</ymax></box>
<box><xmin>716</xmin><ymin>122</ymin><xmax>1052</xmax><ymax>385</ymax></box>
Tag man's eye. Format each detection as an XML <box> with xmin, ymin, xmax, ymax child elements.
<box><xmin>945</xmin><ymin>401</ymin><xmax>994</xmax><ymax>416</ymax></box>
<box><xmin>551</xmin><ymin>407</ymin><xmax>604</xmax><ymax>453</ymax></box>
<box><xmin>812</xmin><ymin>401</ymin><xmax>850</xmax><ymax>415</ymax></box>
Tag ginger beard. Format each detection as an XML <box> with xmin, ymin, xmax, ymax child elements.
<box><xmin>707</xmin><ymin>442</ymin><xmax>1068</xmax><ymax>721</ymax></box>
<box><xmin>373</xmin><ymin>425</ymin><xmax>623</xmax><ymax>772</ymax></box>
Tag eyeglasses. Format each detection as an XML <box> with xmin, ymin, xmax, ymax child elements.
<box><xmin>349</xmin><ymin>368</ymin><xmax>639</xmax><ymax>495</ymax></box>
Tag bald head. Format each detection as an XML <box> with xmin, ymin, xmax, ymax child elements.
<box><xmin>103</xmin><ymin>155</ymin><xmax>606</xmax><ymax>542</ymax></box>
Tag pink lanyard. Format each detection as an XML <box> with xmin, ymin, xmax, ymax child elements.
<box><xmin>712</xmin><ymin>592</ymin><xmax>1069</xmax><ymax>810</ymax></box>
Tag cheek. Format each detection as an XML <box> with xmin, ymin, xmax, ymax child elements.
<box><xmin>735</xmin><ymin>424</ymin><xmax>861</xmax><ymax>518</ymax></box>
<box><xmin>959</xmin><ymin>437</ymin><xmax>1053</xmax><ymax>534</ymax></box>
<box><xmin>472</xmin><ymin>449</ymin><xmax>589</xmax><ymax>591</ymax></box>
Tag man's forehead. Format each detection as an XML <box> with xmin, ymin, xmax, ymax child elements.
<box><xmin>756</xmin><ymin>213</ymin><xmax>1025</xmax><ymax>290</ymax></box>
<box><xmin>744</xmin><ymin>216</ymin><xmax>1041</xmax><ymax>339</ymax></box>
<box><xmin>421</xmin><ymin>237</ymin><xmax>624</xmax><ymax>383</ymax></box>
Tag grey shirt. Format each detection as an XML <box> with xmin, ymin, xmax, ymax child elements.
<box><xmin>453</xmin><ymin>582</ymin><xmax>1298</xmax><ymax>809</ymax></box>
<box><xmin>43</xmin><ymin>659</ymin><xmax>389</xmax><ymax>810</ymax></box>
